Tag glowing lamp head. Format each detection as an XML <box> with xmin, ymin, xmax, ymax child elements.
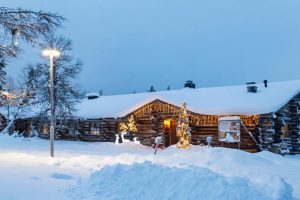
<box><xmin>42</xmin><ymin>49</ymin><xmax>60</xmax><ymax>58</ymax></box>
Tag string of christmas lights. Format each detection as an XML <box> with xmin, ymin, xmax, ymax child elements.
<box><xmin>130</xmin><ymin>100</ymin><xmax>259</xmax><ymax>126</ymax></box>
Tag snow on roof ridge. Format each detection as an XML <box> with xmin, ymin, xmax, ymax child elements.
<box><xmin>91</xmin><ymin>79</ymin><xmax>300</xmax><ymax>98</ymax></box>
<box><xmin>75</xmin><ymin>79</ymin><xmax>300</xmax><ymax>118</ymax></box>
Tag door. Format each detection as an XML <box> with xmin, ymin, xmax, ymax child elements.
<box><xmin>163</xmin><ymin>119</ymin><xmax>177</xmax><ymax>147</ymax></box>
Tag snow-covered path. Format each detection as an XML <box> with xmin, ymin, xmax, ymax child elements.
<box><xmin>0</xmin><ymin>134</ymin><xmax>299</xmax><ymax>200</ymax></box>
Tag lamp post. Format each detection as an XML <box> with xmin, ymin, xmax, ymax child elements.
<box><xmin>42</xmin><ymin>49</ymin><xmax>60</xmax><ymax>157</ymax></box>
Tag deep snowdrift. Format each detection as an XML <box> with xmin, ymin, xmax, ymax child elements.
<box><xmin>0</xmin><ymin>134</ymin><xmax>299</xmax><ymax>200</ymax></box>
<box><xmin>68</xmin><ymin>162</ymin><xmax>294</xmax><ymax>200</ymax></box>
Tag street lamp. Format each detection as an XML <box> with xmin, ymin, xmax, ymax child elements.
<box><xmin>42</xmin><ymin>49</ymin><xmax>60</xmax><ymax>157</ymax></box>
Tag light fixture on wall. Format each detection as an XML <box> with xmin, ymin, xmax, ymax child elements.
<box><xmin>164</xmin><ymin>119</ymin><xmax>171</xmax><ymax>128</ymax></box>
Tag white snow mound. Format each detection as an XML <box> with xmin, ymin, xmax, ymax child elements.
<box><xmin>67</xmin><ymin>162</ymin><xmax>294</xmax><ymax>200</ymax></box>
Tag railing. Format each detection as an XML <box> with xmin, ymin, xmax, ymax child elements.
<box><xmin>240</xmin><ymin>121</ymin><xmax>260</xmax><ymax>150</ymax></box>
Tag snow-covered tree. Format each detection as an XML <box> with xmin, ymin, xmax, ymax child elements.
<box><xmin>0</xmin><ymin>59</ymin><xmax>6</xmax><ymax>90</ymax></box>
<box><xmin>0</xmin><ymin>7</ymin><xmax>64</xmax><ymax>86</ymax></box>
<box><xmin>176</xmin><ymin>102</ymin><xmax>191</xmax><ymax>148</ymax></box>
<box><xmin>0</xmin><ymin>7</ymin><xmax>64</xmax><ymax>56</ymax></box>
<box><xmin>0</xmin><ymin>78</ymin><xmax>35</xmax><ymax>135</ymax></box>
<box><xmin>25</xmin><ymin>35</ymin><xmax>82</xmax><ymax>121</ymax></box>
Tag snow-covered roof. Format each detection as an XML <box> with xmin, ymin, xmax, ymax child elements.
<box><xmin>86</xmin><ymin>93</ymin><xmax>100</xmax><ymax>98</ymax></box>
<box><xmin>75</xmin><ymin>80</ymin><xmax>300</xmax><ymax>118</ymax></box>
<box><xmin>218</xmin><ymin>116</ymin><xmax>241</xmax><ymax>121</ymax></box>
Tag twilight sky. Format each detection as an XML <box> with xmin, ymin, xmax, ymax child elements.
<box><xmin>2</xmin><ymin>0</ymin><xmax>300</xmax><ymax>95</ymax></box>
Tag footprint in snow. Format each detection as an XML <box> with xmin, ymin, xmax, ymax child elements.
<box><xmin>50</xmin><ymin>173</ymin><xmax>74</xmax><ymax>180</ymax></box>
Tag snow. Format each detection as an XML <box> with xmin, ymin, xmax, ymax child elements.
<box><xmin>85</xmin><ymin>93</ymin><xmax>100</xmax><ymax>98</ymax></box>
<box><xmin>0</xmin><ymin>134</ymin><xmax>300</xmax><ymax>200</ymax></box>
<box><xmin>69</xmin><ymin>163</ymin><xmax>286</xmax><ymax>200</ymax></box>
<box><xmin>76</xmin><ymin>80</ymin><xmax>300</xmax><ymax>118</ymax></box>
<box><xmin>218</xmin><ymin>116</ymin><xmax>241</xmax><ymax>121</ymax></box>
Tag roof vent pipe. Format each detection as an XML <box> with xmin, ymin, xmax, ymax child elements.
<box><xmin>246</xmin><ymin>82</ymin><xmax>257</xmax><ymax>93</ymax></box>
<box><xmin>264</xmin><ymin>80</ymin><xmax>268</xmax><ymax>88</ymax></box>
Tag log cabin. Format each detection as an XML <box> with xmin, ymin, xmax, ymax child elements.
<box><xmin>13</xmin><ymin>80</ymin><xmax>300</xmax><ymax>154</ymax></box>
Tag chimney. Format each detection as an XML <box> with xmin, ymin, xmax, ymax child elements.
<box><xmin>184</xmin><ymin>80</ymin><xmax>196</xmax><ymax>89</ymax></box>
<box><xmin>86</xmin><ymin>93</ymin><xmax>100</xmax><ymax>100</ymax></box>
<box><xmin>246</xmin><ymin>82</ymin><xmax>257</xmax><ymax>93</ymax></box>
<box><xmin>264</xmin><ymin>80</ymin><xmax>268</xmax><ymax>88</ymax></box>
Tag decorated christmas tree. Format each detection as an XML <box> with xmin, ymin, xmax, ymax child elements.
<box><xmin>176</xmin><ymin>102</ymin><xmax>191</xmax><ymax>148</ymax></box>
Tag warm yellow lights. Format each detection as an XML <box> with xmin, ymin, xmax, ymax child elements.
<box><xmin>132</xmin><ymin>101</ymin><xmax>259</xmax><ymax>126</ymax></box>
<box><xmin>176</xmin><ymin>102</ymin><xmax>191</xmax><ymax>149</ymax></box>
<box><xmin>164</xmin><ymin>119</ymin><xmax>171</xmax><ymax>128</ymax></box>
<box><xmin>119</xmin><ymin>115</ymin><xmax>138</xmax><ymax>133</ymax></box>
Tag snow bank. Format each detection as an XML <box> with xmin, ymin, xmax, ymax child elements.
<box><xmin>0</xmin><ymin>135</ymin><xmax>299</xmax><ymax>200</ymax></box>
<box><xmin>68</xmin><ymin>162</ymin><xmax>294</xmax><ymax>200</ymax></box>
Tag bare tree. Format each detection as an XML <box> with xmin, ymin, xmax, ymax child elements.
<box><xmin>0</xmin><ymin>59</ymin><xmax>6</xmax><ymax>90</ymax></box>
<box><xmin>25</xmin><ymin>35</ymin><xmax>82</xmax><ymax>121</ymax></box>
<box><xmin>0</xmin><ymin>7</ymin><xmax>65</xmax><ymax>89</ymax></box>
<box><xmin>0</xmin><ymin>7</ymin><xmax>64</xmax><ymax>53</ymax></box>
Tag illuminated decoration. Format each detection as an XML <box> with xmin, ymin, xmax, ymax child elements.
<box><xmin>119</xmin><ymin>115</ymin><xmax>138</xmax><ymax>133</ymax></box>
<box><xmin>129</xmin><ymin>100</ymin><xmax>259</xmax><ymax>126</ymax></box>
<box><xmin>176</xmin><ymin>102</ymin><xmax>191</xmax><ymax>148</ymax></box>
<box><xmin>42</xmin><ymin>124</ymin><xmax>49</xmax><ymax>134</ymax></box>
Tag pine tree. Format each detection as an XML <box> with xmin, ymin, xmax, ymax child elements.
<box><xmin>148</xmin><ymin>85</ymin><xmax>156</xmax><ymax>92</ymax></box>
<box><xmin>167</xmin><ymin>85</ymin><xmax>171</xmax><ymax>91</ymax></box>
<box><xmin>176</xmin><ymin>102</ymin><xmax>191</xmax><ymax>148</ymax></box>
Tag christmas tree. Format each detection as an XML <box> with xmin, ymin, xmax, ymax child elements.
<box><xmin>176</xmin><ymin>102</ymin><xmax>191</xmax><ymax>148</ymax></box>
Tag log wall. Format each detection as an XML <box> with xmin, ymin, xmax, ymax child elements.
<box><xmin>124</xmin><ymin>100</ymin><xmax>260</xmax><ymax>152</ymax></box>
<box><xmin>12</xmin><ymin>94</ymin><xmax>300</xmax><ymax>154</ymax></box>
<box><xmin>257</xmin><ymin>93</ymin><xmax>300</xmax><ymax>154</ymax></box>
<box><xmin>77</xmin><ymin>118</ymin><xmax>117</xmax><ymax>142</ymax></box>
<box><xmin>14</xmin><ymin>118</ymin><xmax>34</xmax><ymax>137</ymax></box>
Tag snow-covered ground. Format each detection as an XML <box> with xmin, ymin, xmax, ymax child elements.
<box><xmin>0</xmin><ymin>134</ymin><xmax>299</xmax><ymax>200</ymax></box>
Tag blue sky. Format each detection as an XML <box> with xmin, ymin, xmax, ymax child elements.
<box><xmin>2</xmin><ymin>0</ymin><xmax>300</xmax><ymax>95</ymax></box>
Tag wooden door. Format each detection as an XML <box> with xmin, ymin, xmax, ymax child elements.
<box><xmin>163</xmin><ymin>119</ymin><xmax>177</xmax><ymax>147</ymax></box>
<box><xmin>170</xmin><ymin>120</ymin><xmax>177</xmax><ymax>145</ymax></box>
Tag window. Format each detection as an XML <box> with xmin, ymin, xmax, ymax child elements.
<box><xmin>281</xmin><ymin>124</ymin><xmax>290</xmax><ymax>138</ymax></box>
<box><xmin>42</xmin><ymin>124</ymin><xmax>49</xmax><ymax>134</ymax></box>
<box><xmin>89</xmin><ymin>122</ymin><xmax>100</xmax><ymax>135</ymax></box>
